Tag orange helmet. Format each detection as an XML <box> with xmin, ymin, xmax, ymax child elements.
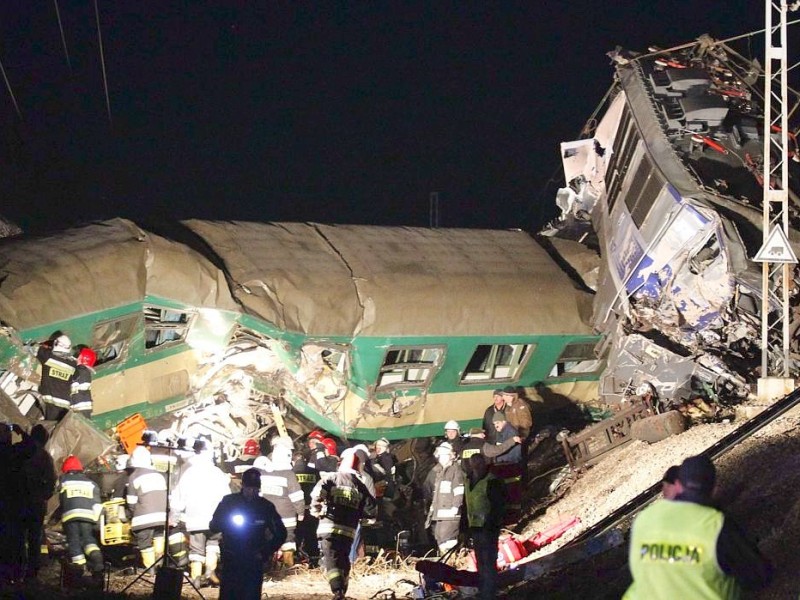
<box><xmin>77</xmin><ymin>347</ymin><xmax>97</xmax><ymax>367</ymax></box>
<box><xmin>243</xmin><ymin>439</ymin><xmax>260</xmax><ymax>458</ymax></box>
<box><xmin>321</xmin><ymin>437</ymin><xmax>338</xmax><ymax>457</ymax></box>
<box><xmin>62</xmin><ymin>455</ymin><xmax>83</xmax><ymax>473</ymax></box>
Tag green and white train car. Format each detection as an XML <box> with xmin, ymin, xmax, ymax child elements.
<box><xmin>0</xmin><ymin>218</ymin><xmax>601</xmax><ymax>456</ymax></box>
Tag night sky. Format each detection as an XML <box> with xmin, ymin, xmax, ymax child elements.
<box><xmin>0</xmin><ymin>2</ymin><xmax>767</xmax><ymax>234</ymax></box>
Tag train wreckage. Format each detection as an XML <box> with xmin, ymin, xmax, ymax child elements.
<box><xmin>0</xmin><ymin>32</ymin><xmax>798</xmax><ymax>479</ymax></box>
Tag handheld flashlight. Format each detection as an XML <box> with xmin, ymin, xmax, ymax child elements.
<box><xmin>231</xmin><ymin>513</ymin><xmax>245</xmax><ymax>527</ymax></box>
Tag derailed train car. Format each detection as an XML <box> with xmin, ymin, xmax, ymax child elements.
<box><xmin>546</xmin><ymin>35</ymin><xmax>800</xmax><ymax>408</ymax></box>
<box><xmin>0</xmin><ymin>218</ymin><xmax>601</xmax><ymax>458</ymax></box>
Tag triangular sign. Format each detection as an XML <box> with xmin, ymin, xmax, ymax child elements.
<box><xmin>753</xmin><ymin>226</ymin><xmax>798</xmax><ymax>263</ymax></box>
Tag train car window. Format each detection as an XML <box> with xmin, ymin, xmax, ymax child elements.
<box><xmin>547</xmin><ymin>341</ymin><xmax>603</xmax><ymax>378</ymax></box>
<box><xmin>460</xmin><ymin>343</ymin><xmax>533</xmax><ymax>383</ymax></box>
<box><xmin>377</xmin><ymin>346</ymin><xmax>445</xmax><ymax>390</ymax></box>
<box><xmin>92</xmin><ymin>314</ymin><xmax>140</xmax><ymax>366</ymax></box>
<box><xmin>144</xmin><ymin>306</ymin><xmax>193</xmax><ymax>350</ymax></box>
<box><xmin>300</xmin><ymin>342</ymin><xmax>350</xmax><ymax>402</ymax></box>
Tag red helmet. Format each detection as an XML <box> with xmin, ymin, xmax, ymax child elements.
<box><xmin>77</xmin><ymin>347</ymin><xmax>97</xmax><ymax>367</ymax></box>
<box><xmin>307</xmin><ymin>430</ymin><xmax>326</xmax><ymax>442</ymax></box>
<box><xmin>62</xmin><ymin>455</ymin><xmax>83</xmax><ymax>473</ymax></box>
<box><xmin>243</xmin><ymin>439</ymin><xmax>260</xmax><ymax>458</ymax></box>
<box><xmin>321</xmin><ymin>437</ymin><xmax>338</xmax><ymax>457</ymax></box>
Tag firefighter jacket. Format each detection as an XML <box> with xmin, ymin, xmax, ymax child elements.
<box><xmin>173</xmin><ymin>453</ymin><xmax>231</xmax><ymax>532</ymax></box>
<box><xmin>624</xmin><ymin>498</ymin><xmax>772</xmax><ymax>599</ymax></box>
<box><xmin>69</xmin><ymin>364</ymin><xmax>94</xmax><ymax>415</ymax></box>
<box><xmin>460</xmin><ymin>437</ymin><xmax>484</xmax><ymax>463</ymax></box>
<box><xmin>292</xmin><ymin>456</ymin><xmax>319</xmax><ymax>505</ymax></box>
<box><xmin>426</xmin><ymin>462</ymin><xmax>465</xmax><ymax>527</ymax></box>
<box><xmin>310</xmin><ymin>470</ymin><xmax>376</xmax><ymax>540</ymax></box>
<box><xmin>37</xmin><ymin>345</ymin><xmax>77</xmax><ymax>411</ymax></box>
<box><xmin>209</xmin><ymin>492</ymin><xmax>287</xmax><ymax>560</ymax></box>
<box><xmin>371</xmin><ymin>452</ymin><xmax>397</xmax><ymax>498</ymax></box>
<box><xmin>259</xmin><ymin>468</ymin><xmax>305</xmax><ymax>529</ymax></box>
<box><xmin>504</xmin><ymin>399</ymin><xmax>533</xmax><ymax>440</ymax></box>
<box><xmin>126</xmin><ymin>466</ymin><xmax>168</xmax><ymax>531</ymax></box>
<box><xmin>59</xmin><ymin>471</ymin><xmax>102</xmax><ymax>524</ymax></box>
<box><xmin>306</xmin><ymin>444</ymin><xmax>338</xmax><ymax>475</ymax></box>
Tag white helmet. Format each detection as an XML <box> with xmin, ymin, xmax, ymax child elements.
<box><xmin>129</xmin><ymin>446</ymin><xmax>152</xmax><ymax>469</ymax></box>
<box><xmin>272</xmin><ymin>445</ymin><xmax>292</xmax><ymax>469</ymax></box>
<box><xmin>114</xmin><ymin>454</ymin><xmax>129</xmax><ymax>471</ymax></box>
<box><xmin>434</xmin><ymin>441</ymin><xmax>454</xmax><ymax>458</ymax></box>
<box><xmin>253</xmin><ymin>455</ymin><xmax>272</xmax><ymax>472</ymax></box>
<box><xmin>444</xmin><ymin>420</ymin><xmax>460</xmax><ymax>433</ymax></box>
<box><xmin>53</xmin><ymin>335</ymin><xmax>72</xmax><ymax>354</ymax></box>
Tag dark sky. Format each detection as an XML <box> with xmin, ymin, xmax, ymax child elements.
<box><xmin>0</xmin><ymin>2</ymin><xmax>766</xmax><ymax>234</ymax></box>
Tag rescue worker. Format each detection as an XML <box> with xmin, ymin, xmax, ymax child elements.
<box><xmin>58</xmin><ymin>455</ymin><xmax>104</xmax><ymax>584</ymax></box>
<box><xmin>624</xmin><ymin>455</ymin><xmax>772</xmax><ymax>599</ymax></box>
<box><xmin>371</xmin><ymin>437</ymin><xmax>397</xmax><ymax>500</ymax></box>
<box><xmin>310</xmin><ymin>448</ymin><xmax>376</xmax><ymax>600</ymax></box>
<box><xmin>36</xmin><ymin>334</ymin><xmax>77</xmax><ymax>421</ymax></box>
<box><xmin>127</xmin><ymin>445</ymin><xmax>168</xmax><ymax>568</ymax></box>
<box><xmin>209</xmin><ymin>468</ymin><xmax>287</xmax><ymax>600</ymax></box>
<box><xmin>293</xmin><ymin>450</ymin><xmax>321</xmax><ymax>562</ymax></box>
<box><xmin>19</xmin><ymin>424</ymin><xmax>56</xmax><ymax>580</ymax></box>
<box><xmin>482</xmin><ymin>390</ymin><xmax>506</xmax><ymax>444</ymax></box>
<box><xmin>229</xmin><ymin>438</ymin><xmax>261</xmax><ymax>476</ymax></box>
<box><xmin>461</xmin><ymin>428</ymin><xmax>485</xmax><ymax>466</ymax></box>
<box><xmin>70</xmin><ymin>346</ymin><xmax>96</xmax><ymax>417</ymax></box>
<box><xmin>501</xmin><ymin>386</ymin><xmax>533</xmax><ymax>441</ymax></box>
<box><xmin>173</xmin><ymin>441</ymin><xmax>231</xmax><ymax>587</ymax></box>
<box><xmin>347</xmin><ymin>444</ymin><xmax>376</xmax><ymax>563</ymax></box>
<box><xmin>424</xmin><ymin>441</ymin><xmax>465</xmax><ymax>554</ymax></box>
<box><xmin>463</xmin><ymin>453</ymin><xmax>505</xmax><ymax>599</ymax></box>
<box><xmin>259</xmin><ymin>443</ymin><xmax>305</xmax><ymax>567</ymax></box>
<box><xmin>489</xmin><ymin>412</ymin><xmax>523</xmax><ymax>523</ymax></box>
<box><xmin>442</xmin><ymin>420</ymin><xmax>465</xmax><ymax>457</ymax></box>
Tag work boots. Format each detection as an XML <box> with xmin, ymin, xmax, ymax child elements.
<box><xmin>282</xmin><ymin>550</ymin><xmax>295</xmax><ymax>567</ymax></box>
<box><xmin>189</xmin><ymin>561</ymin><xmax>203</xmax><ymax>589</ymax></box>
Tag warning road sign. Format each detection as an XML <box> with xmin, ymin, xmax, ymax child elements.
<box><xmin>753</xmin><ymin>226</ymin><xmax>798</xmax><ymax>263</ymax></box>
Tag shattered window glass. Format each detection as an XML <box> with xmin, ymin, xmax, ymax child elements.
<box><xmin>460</xmin><ymin>343</ymin><xmax>533</xmax><ymax>383</ymax></box>
<box><xmin>92</xmin><ymin>314</ymin><xmax>140</xmax><ymax>366</ymax></box>
<box><xmin>548</xmin><ymin>342</ymin><xmax>604</xmax><ymax>378</ymax></box>
<box><xmin>377</xmin><ymin>346</ymin><xmax>445</xmax><ymax>389</ymax></box>
<box><xmin>144</xmin><ymin>306</ymin><xmax>193</xmax><ymax>350</ymax></box>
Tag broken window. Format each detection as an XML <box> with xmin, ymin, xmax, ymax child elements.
<box><xmin>92</xmin><ymin>314</ymin><xmax>140</xmax><ymax>366</ymax></box>
<box><xmin>377</xmin><ymin>346</ymin><xmax>445</xmax><ymax>389</ymax></box>
<box><xmin>460</xmin><ymin>343</ymin><xmax>533</xmax><ymax>383</ymax></box>
<box><xmin>144</xmin><ymin>306</ymin><xmax>193</xmax><ymax>350</ymax></box>
<box><xmin>547</xmin><ymin>341</ymin><xmax>604</xmax><ymax>378</ymax></box>
<box><xmin>300</xmin><ymin>342</ymin><xmax>350</xmax><ymax>401</ymax></box>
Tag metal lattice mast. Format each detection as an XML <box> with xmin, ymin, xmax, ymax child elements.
<box><xmin>761</xmin><ymin>0</ymin><xmax>793</xmax><ymax>378</ymax></box>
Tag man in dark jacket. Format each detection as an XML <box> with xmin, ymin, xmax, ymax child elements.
<box><xmin>482</xmin><ymin>390</ymin><xmax>506</xmax><ymax>445</ymax></box>
<box><xmin>464</xmin><ymin>454</ymin><xmax>505</xmax><ymax>599</ymax></box>
<box><xmin>624</xmin><ymin>455</ymin><xmax>772</xmax><ymax>599</ymax></box>
<box><xmin>19</xmin><ymin>424</ymin><xmax>56</xmax><ymax>580</ymax></box>
<box><xmin>210</xmin><ymin>468</ymin><xmax>287</xmax><ymax>600</ymax></box>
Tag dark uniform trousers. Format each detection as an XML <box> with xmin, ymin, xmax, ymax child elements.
<box><xmin>471</xmin><ymin>527</ymin><xmax>499</xmax><ymax>599</ymax></box>
<box><xmin>319</xmin><ymin>535</ymin><xmax>353</xmax><ymax>595</ymax></box>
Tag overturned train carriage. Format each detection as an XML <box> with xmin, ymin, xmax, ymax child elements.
<box><xmin>547</xmin><ymin>37</ymin><xmax>800</xmax><ymax>408</ymax></box>
<box><xmin>0</xmin><ymin>218</ymin><xmax>600</xmax><ymax>456</ymax></box>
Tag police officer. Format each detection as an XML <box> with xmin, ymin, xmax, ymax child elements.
<box><xmin>209</xmin><ymin>468</ymin><xmax>286</xmax><ymax>600</ymax></box>
<box><xmin>58</xmin><ymin>455</ymin><xmax>104</xmax><ymax>584</ymax></box>
<box><xmin>624</xmin><ymin>455</ymin><xmax>772</xmax><ymax>599</ymax></box>
<box><xmin>310</xmin><ymin>448</ymin><xmax>375</xmax><ymax>600</ymax></box>
<box><xmin>425</xmin><ymin>441</ymin><xmax>465</xmax><ymax>554</ymax></box>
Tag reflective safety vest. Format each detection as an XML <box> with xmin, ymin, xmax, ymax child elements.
<box><xmin>624</xmin><ymin>500</ymin><xmax>740</xmax><ymax>600</ymax></box>
<box><xmin>465</xmin><ymin>473</ymin><xmax>495</xmax><ymax>528</ymax></box>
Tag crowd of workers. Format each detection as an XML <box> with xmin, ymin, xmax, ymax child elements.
<box><xmin>0</xmin><ymin>368</ymin><xmax>777</xmax><ymax>600</ymax></box>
